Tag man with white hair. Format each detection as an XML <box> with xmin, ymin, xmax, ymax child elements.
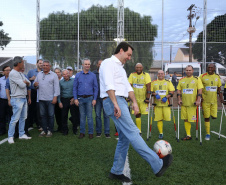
<box><xmin>128</xmin><ymin>63</ymin><xmax>151</xmax><ymax>134</ymax></box>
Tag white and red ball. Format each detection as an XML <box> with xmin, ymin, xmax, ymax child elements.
<box><xmin>153</xmin><ymin>140</ymin><xmax>172</xmax><ymax>158</ymax></box>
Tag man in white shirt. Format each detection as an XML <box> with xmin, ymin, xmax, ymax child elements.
<box><xmin>99</xmin><ymin>42</ymin><xmax>173</xmax><ymax>183</ymax></box>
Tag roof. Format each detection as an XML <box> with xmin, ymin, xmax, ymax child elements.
<box><xmin>180</xmin><ymin>48</ymin><xmax>189</xmax><ymax>56</ymax></box>
<box><xmin>151</xmin><ymin>60</ymin><xmax>169</xmax><ymax>68</ymax></box>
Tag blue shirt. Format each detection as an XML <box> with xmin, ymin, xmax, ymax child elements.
<box><xmin>27</xmin><ymin>68</ymin><xmax>40</xmax><ymax>90</ymax></box>
<box><xmin>0</xmin><ymin>76</ymin><xmax>7</xmax><ymax>99</ymax></box>
<box><xmin>73</xmin><ymin>70</ymin><xmax>98</xmax><ymax>100</ymax></box>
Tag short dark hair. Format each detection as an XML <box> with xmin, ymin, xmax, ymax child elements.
<box><xmin>114</xmin><ymin>42</ymin><xmax>134</xmax><ymax>54</ymax></box>
<box><xmin>43</xmin><ymin>60</ymin><xmax>51</xmax><ymax>65</ymax></box>
<box><xmin>2</xmin><ymin>65</ymin><xmax>10</xmax><ymax>71</ymax></box>
<box><xmin>186</xmin><ymin>65</ymin><xmax>194</xmax><ymax>69</ymax></box>
<box><xmin>37</xmin><ymin>59</ymin><xmax>43</xmax><ymax>64</ymax></box>
<box><xmin>13</xmin><ymin>56</ymin><xmax>23</xmax><ymax>67</ymax></box>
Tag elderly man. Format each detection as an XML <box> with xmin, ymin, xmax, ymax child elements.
<box><xmin>128</xmin><ymin>63</ymin><xmax>151</xmax><ymax>134</ymax></box>
<box><xmin>177</xmin><ymin>65</ymin><xmax>203</xmax><ymax>141</ymax></box>
<box><xmin>100</xmin><ymin>42</ymin><xmax>173</xmax><ymax>182</ymax></box>
<box><xmin>93</xmin><ymin>60</ymin><xmax>110</xmax><ymax>138</ymax></box>
<box><xmin>66</xmin><ymin>66</ymin><xmax>75</xmax><ymax>78</ymax></box>
<box><xmin>58</xmin><ymin>69</ymin><xmax>79</xmax><ymax>135</ymax></box>
<box><xmin>73</xmin><ymin>58</ymin><xmax>98</xmax><ymax>139</ymax></box>
<box><xmin>0</xmin><ymin>66</ymin><xmax>11</xmax><ymax>136</ymax></box>
<box><xmin>151</xmin><ymin>70</ymin><xmax>175</xmax><ymax>139</ymax></box>
<box><xmin>34</xmin><ymin>60</ymin><xmax>60</xmax><ymax>137</ymax></box>
<box><xmin>199</xmin><ymin>63</ymin><xmax>224</xmax><ymax>140</ymax></box>
<box><xmin>27</xmin><ymin>59</ymin><xmax>43</xmax><ymax>130</ymax></box>
<box><xmin>8</xmin><ymin>57</ymin><xmax>31</xmax><ymax>144</ymax></box>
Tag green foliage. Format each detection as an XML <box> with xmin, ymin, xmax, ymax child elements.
<box><xmin>40</xmin><ymin>5</ymin><xmax>157</xmax><ymax>73</ymax></box>
<box><xmin>190</xmin><ymin>14</ymin><xmax>226</xmax><ymax>64</ymax></box>
<box><xmin>0</xmin><ymin>21</ymin><xmax>11</xmax><ymax>50</ymax></box>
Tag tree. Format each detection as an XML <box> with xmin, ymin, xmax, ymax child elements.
<box><xmin>191</xmin><ymin>14</ymin><xmax>226</xmax><ymax>64</ymax></box>
<box><xmin>0</xmin><ymin>21</ymin><xmax>11</xmax><ymax>50</ymax></box>
<box><xmin>40</xmin><ymin>5</ymin><xmax>157</xmax><ymax>74</ymax></box>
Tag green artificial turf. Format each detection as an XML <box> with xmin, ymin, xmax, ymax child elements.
<box><xmin>0</xmin><ymin>110</ymin><xmax>226</xmax><ymax>185</ymax></box>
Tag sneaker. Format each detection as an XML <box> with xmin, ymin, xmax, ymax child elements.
<box><xmin>96</xmin><ymin>133</ymin><xmax>101</xmax><ymax>137</ymax></box>
<box><xmin>46</xmin><ymin>131</ymin><xmax>53</xmax><ymax>137</ymax></box>
<box><xmin>8</xmin><ymin>137</ymin><xmax>14</xmax><ymax>144</ymax></box>
<box><xmin>139</xmin><ymin>133</ymin><xmax>142</xmax><ymax>136</ymax></box>
<box><xmin>155</xmin><ymin>154</ymin><xmax>173</xmax><ymax>177</ymax></box>
<box><xmin>109</xmin><ymin>172</ymin><xmax>131</xmax><ymax>183</ymax></box>
<box><xmin>39</xmin><ymin>131</ymin><xmax>46</xmax><ymax>137</ymax></box>
<box><xmin>159</xmin><ymin>134</ymin><xmax>163</xmax><ymax>139</ymax></box>
<box><xmin>105</xmin><ymin>134</ymin><xmax>111</xmax><ymax>138</ymax></box>
<box><xmin>181</xmin><ymin>136</ymin><xmax>192</xmax><ymax>141</ymax></box>
<box><xmin>205</xmin><ymin>134</ymin><xmax>210</xmax><ymax>140</ymax></box>
<box><xmin>114</xmin><ymin>132</ymin><xmax>119</xmax><ymax>136</ymax></box>
<box><xmin>19</xmin><ymin>134</ymin><xmax>32</xmax><ymax>140</ymax></box>
<box><xmin>38</xmin><ymin>127</ymin><xmax>43</xmax><ymax>131</ymax></box>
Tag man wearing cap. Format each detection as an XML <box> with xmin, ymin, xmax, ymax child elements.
<box><xmin>66</xmin><ymin>66</ymin><xmax>75</xmax><ymax>78</ymax></box>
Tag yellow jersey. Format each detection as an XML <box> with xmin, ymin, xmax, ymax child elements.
<box><xmin>151</xmin><ymin>79</ymin><xmax>175</xmax><ymax>107</ymax></box>
<box><xmin>199</xmin><ymin>73</ymin><xmax>221</xmax><ymax>103</ymax></box>
<box><xmin>128</xmin><ymin>72</ymin><xmax>151</xmax><ymax>101</ymax></box>
<box><xmin>177</xmin><ymin>76</ymin><xmax>203</xmax><ymax>107</ymax></box>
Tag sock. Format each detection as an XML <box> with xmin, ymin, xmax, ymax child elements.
<box><xmin>205</xmin><ymin>122</ymin><xmax>210</xmax><ymax>135</ymax></box>
<box><xmin>184</xmin><ymin>122</ymin><xmax>191</xmax><ymax>136</ymax></box>
<box><xmin>136</xmin><ymin>118</ymin><xmax>142</xmax><ymax>133</ymax></box>
<box><xmin>157</xmin><ymin>121</ymin><xmax>163</xmax><ymax>134</ymax></box>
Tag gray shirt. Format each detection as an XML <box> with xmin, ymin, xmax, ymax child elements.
<box><xmin>9</xmin><ymin>69</ymin><xmax>31</xmax><ymax>98</ymax></box>
<box><xmin>34</xmin><ymin>71</ymin><xmax>60</xmax><ymax>101</ymax></box>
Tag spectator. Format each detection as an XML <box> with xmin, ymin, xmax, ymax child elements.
<box><xmin>0</xmin><ymin>66</ymin><xmax>11</xmax><ymax>136</ymax></box>
<box><xmin>66</xmin><ymin>66</ymin><xmax>75</xmax><ymax>78</ymax></box>
<box><xmin>8</xmin><ymin>57</ymin><xmax>31</xmax><ymax>144</ymax></box>
<box><xmin>34</xmin><ymin>60</ymin><xmax>60</xmax><ymax>137</ymax></box>
<box><xmin>165</xmin><ymin>71</ymin><xmax>170</xmax><ymax>80</ymax></box>
<box><xmin>27</xmin><ymin>59</ymin><xmax>43</xmax><ymax>130</ymax></box>
<box><xmin>58</xmin><ymin>69</ymin><xmax>80</xmax><ymax>135</ymax></box>
<box><xmin>171</xmin><ymin>72</ymin><xmax>178</xmax><ymax>91</ymax></box>
<box><xmin>73</xmin><ymin>58</ymin><xmax>98</xmax><ymax>139</ymax></box>
<box><xmin>54</xmin><ymin>67</ymin><xmax>63</xmax><ymax>132</ymax></box>
<box><xmin>93</xmin><ymin>60</ymin><xmax>110</xmax><ymax>138</ymax></box>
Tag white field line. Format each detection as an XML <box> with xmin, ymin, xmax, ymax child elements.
<box><xmin>211</xmin><ymin>131</ymin><xmax>226</xmax><ymax>139</ymax></box>
<box><xmin>123</xmin><ymin>153</ymin><xmax>132</xmax><ymax>185</ymax></box>
<box><xmin>0</xmin><ymin>127</ymin><xmax>33</xmax><ymax>145</ymax></box>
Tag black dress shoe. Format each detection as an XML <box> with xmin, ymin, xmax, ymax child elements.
<box><xmin>155</xmin><ymin>154</ymin><xmax>173</xmax><ymax>177</ymax></box>
<box><xmin>109</xmin><ymin>172</ymin><xmax>131</xmax><ymax>182</ymax></box>
<box><xmin>78</xmin><ymin>133</ymin><xmax>85</xmax><ymax>139</ymax></box>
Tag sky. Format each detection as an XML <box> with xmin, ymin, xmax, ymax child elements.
<box><xmin>0</xmin><ymin>0</ymin><xmax>225</xmax><ymax>64</ymax></box>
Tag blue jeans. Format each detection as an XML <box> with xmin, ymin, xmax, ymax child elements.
<box><xmin>8</xmin><ymin>98</ymin><xmax>27</xmax><ymax>138</ymax></box>
<box><xmin>103</xmin><ymin>96</ymin><xmax>163</xmax><ymax>175</ymax></box>
<box><xmin>95</xmin><ymin>98</ymin><xmax>110</xmax><ymax>134</ymax></box>
<box><xmin>39</xmin><ymin>100</ymin><xmax>55</xmax><ymax>133</ymax></box>
<box><xmin>78</xmin><ymin>96</ymin><xmax>94</xmax><ymax>134</ymax></box>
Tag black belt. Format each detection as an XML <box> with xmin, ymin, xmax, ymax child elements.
<box><xmin>78</xmin><ymin>95</ymin><xmax>92</xmax><ymax>98</ymax></box>
<box><xmin>0</xmin><ymin>98</ymin><xmax>7</xmax><ymax>101</ymax></box>
<box><xmin>103</xmin><ymin>96</ymin><xmax>126</xmax><ymax>100</ymax></box>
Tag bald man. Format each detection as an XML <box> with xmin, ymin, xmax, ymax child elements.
<box><xmin>151</xmin><ymin>70</ymin><xmax>175</xmax><ymax>139</ymax></box>
<box><xmin>128</xmin><ymin>63</ymin><xmax>151</xmax><ymax>134</ymax></box>
<box><xmin>199</xmin><ymin>63</ymin><xmax>224</xmax><ymax>140</ymax></box>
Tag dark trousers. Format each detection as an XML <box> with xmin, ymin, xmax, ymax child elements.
<box><xmin>0</xmin><ymin>98</ymin><xmax>12</xmax><ymax>134</ymax></box>
<box><xmin>55</xmin><ymin>102</ymin><xmax>62</xmax><ymax>131</ymax></box>
<box><xmin>39</xmin><ymin>100</ymin><xmax>55</xmax><ymax>133</ymax></box>
<box><xmin>61</xmin><ymin>97</ymin><xmax>80</xmax><ymax>133</ymax></box>
<box><xmin>27</xmin><ymin>89</ymin><xmax>42</xmax><ymax>128</ymax></box>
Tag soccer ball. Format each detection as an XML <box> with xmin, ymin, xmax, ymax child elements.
<box><xmin>153</xmin><ymin>140</ymin><xmax>172</xmax><ymax>159</ymax></box>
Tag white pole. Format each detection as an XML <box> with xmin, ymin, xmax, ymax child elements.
<box><xmin>36</xmin><ymin>0</ymin><xmax>40</xmax><ymax>61</ymax></box>
<box><xmin>161</xmin><ymin>0</ymin><xmax>164</xmax><ymax>70</ymax></box>
<box><xmin>77</xmin><ymin>0</ymin><xmax>80</xmax><ymax>72</ymax></box>
<box><xmin>203</xmin><ymin>0</ymin><xmax>207</xmax><ymax>73</ymax></box>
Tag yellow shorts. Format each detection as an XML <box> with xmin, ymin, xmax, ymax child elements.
<box><xmin>154</xmin><ymin>106</ymin><xmax>171</xmax><ymax>121</ymax></box>
<box><xmin>181</xmin><ymin>106</ymin><xmax>197</xmax><ymax>122</ymax></box>
<box><xmin>202</xmin><ymin>102</ymin><xmax>217</xmax><ymax>119</ymax></box>
<box><xmin>132</xmin><ymin>100</ymin><xmax>149</xmax><ymax>115</ymax></box>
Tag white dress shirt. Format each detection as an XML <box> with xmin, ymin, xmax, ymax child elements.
<box><xmin>99</xmin><ymin>55</ymin><xmax>133</xmax><ymax>98</ymax></box>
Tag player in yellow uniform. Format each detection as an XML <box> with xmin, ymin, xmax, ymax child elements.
<box><xmin>177</xmin><ymin>65</ymin><xmax>203</xmax><ymax>140</ymax></box>
<box><xmin>128</xmin><ymin>63</ymin><xmax>151</xmax><ymax>134</ymax></box>
<box><xmin>199</xmin><ymin>63</ymin><xmax>224</xmax><ymax>140</ymax></box>
<box><xmin>151</xmin><ymin>70</ymin><xmax>175</xmax><ymax>139</ymax></box>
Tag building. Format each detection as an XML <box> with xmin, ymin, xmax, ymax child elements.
<box><xmin>174</xmin><ymin>48</ymin><xmax>198</xmax><ymax>62</ymax></box>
